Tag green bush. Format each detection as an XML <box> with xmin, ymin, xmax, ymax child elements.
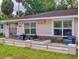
<box><xmin>0</xmin><ymin>33</ymin><xmax>5</xmax><ymax>38</ymax></box>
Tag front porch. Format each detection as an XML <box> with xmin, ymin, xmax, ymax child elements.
<box><xmin>2</xmin><ymin>17</ymin><xmax>77</xmax><ymax>44</ymax></box>
<box><xmin>0</xmin><ymin>38</ymin><xmax>77</xmax><ymax>55</ymax></box>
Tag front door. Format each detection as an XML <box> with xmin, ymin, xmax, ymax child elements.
<box><xmin>9</xmin><ymin>23</ymin><xmax>17</xmax><ymax>38</ymax></box>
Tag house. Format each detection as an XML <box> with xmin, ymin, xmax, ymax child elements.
<box><xmin>0</xmin><ymin>8</ymin><xmax>78</xmax><ymax>42</ymax></box>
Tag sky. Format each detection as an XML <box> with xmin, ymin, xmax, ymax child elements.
<box><xmin>0</xmin><ymin>0</ymin><xmax>25</xmax><ymax>15</ymax></box>
<box><xmin>0</xmin><ymin>0</ymin><xmax>2</xmax><ymax>13</ymax></box>
<box><xmin>0</xmin><ymin>0</ymin><xmax>2</xmax><ymax>6</ymax></box>
<box><xmin>12</xmin><ymin>0</ymin><xmax>25</xmax><ymax>15</ymax></box>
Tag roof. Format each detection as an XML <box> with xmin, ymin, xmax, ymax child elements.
<box><xmin>17</xmin><ymin>8</ymin><xmax>78</xmax><ymax>19</ymax></box>
<box><xmin>0</xmin><ymin>8</ymin><xmax>78</xmax><ymax>23</ymax></box>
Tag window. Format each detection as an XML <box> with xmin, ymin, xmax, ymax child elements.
<box><xmin>24</xmin><ymin>23</ymin><xmax>30</xmax><ymax>34</ymax></box>
<box><xmin>63</xmin><ymin>29</ymin><xmax>72</xmax><ymax>36</ymax></box>
<box><xmin>31</xmin><ymin>23</ymin><xmax>36</xmax><ymax>28</ymax></box>
<box><xmin>31</xmin><ymin>29</ymin><xmax>36</xmax><ymax>34</ymax></box>
<box><xmin>54</xmin><ymin>29</ymin><xmax>62</xmax><ymax>35</ymax></box>
<box><xmin>54</xmin><ymin>20</ymin><xmax>72</xmax><ymax>36</ymax></box>
<box><xmin>54</xmin><ymin>21</ymin><xmax>62</xmax><ymax>28</ymax></box>
<box><xmin>25</xmin><ymin>29</ymin><xmax>30</xmax><ymax>34</ymax></box>
<box><xmin>63</xmin><ymin>20</ymin><xmax>72</xmax><ymax>28</ymax></box>
<box><xmin>63</xmin><ymin>20</ymin><xmax>72</xmax><ymax>36</ymax></box>
<box><xmin>31</xmin><ymin>23</ymin><xmax>36</xmax><ymax>34</ymax></box>
<box><xmin>24</xmin><ymin>23</ymin><xmax>36</xmax><ymax>34</ymax></box>
<box><xmin>24</xmin><ymin>23</ymin><xmax>30</xmax><ymax>29</ymax></box>
<box><xmin>54</xmin><ymin>21</ymin><xmax>62</xmax><ymax>35</ymax></box>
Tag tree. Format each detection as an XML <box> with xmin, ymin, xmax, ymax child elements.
<box><xmin>1</xmin><ymin>0</ymin><xmax>14</xmax><ymax>15</ymax></box>
<box><xmin>15</xmin><ymin>0</ymin><xmax>22</xmax><ymax>17</ymax></box>
<box><xmin>22</xmin><ymin>0</ymin><xmax>78</xmax><ymax>15</ymax></box>
<box><xmin>22</xmin><ymin>0</ymin><xmax>56</xmax><ymax>15</ymax></box>
<box><xmin>0</xmin><ymin>14</ymin><xmax>15</xmax><ymax>20</ymax></box>
<box><xmin>16</xmin><ymin>11</ymin><xmax>25</xmax><ymax>17</ymax></box>
<box><xmin>56</xmin><ymin>0</ymin><xmax>68</xmax><ymax>10</ymax></box>
<box><xmin>66</xmin><ymin>0</ymin><xmax>78</xmax><ymax>8</ymax></box>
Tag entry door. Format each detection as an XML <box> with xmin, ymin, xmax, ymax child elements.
<box><xmin>9</xmin><ymin>24</ymin><xmax>17</xmax><ymax>38</ymax></box>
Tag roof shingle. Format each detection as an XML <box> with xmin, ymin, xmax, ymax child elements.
<box><xmin>17</xmin><ymin>8</ymin><xmax>78</xmax><ymax>19</ymax></box>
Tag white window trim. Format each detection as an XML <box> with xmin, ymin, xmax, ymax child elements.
<box><xmin>52</xmin><ymin>19</ymin><xmax>73</xmax><ymax>36</ymax></box>
<box><xmin>51</xmin><ymin>20</ymin><xmax>54</xmax><ymax>35</ymax></box>
<box><xmin>72</xmin><ymin>18</ymin><xmax>75</xmax><ymax>36</ymax></box>
<box><xmin>62</xmin><ymin>19</ymin><xmax>63</xmax><ymax>36</ymax></box>
<box><xmin>52</xmin><ymin>20</ymin><xmax>62</xmax><ymax>35</ymax></box>
<box><xmin>24</xmin><ymin>23</ymin><xmax>37</xmax><ymax>35</ymax></box>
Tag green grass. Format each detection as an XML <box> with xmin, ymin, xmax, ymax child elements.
<box><xmin>0</xmin><ymin>35</ymin><xmax>5</xmax><ymax>38</ymax></box>
<box><xmin>0</xmin><ymin>44</ymin><xmax>78</xmax><ymax>59</ymax></box>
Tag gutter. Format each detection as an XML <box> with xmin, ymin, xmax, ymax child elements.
<box><xmin>0</xmin><ymin>15</ymin><xmax>78</xmax><ymax>23</ymax></box>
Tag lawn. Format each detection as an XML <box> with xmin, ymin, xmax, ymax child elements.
<box><xmin>0</xmin><ymin>44</ymin><xmax>78</xmax><ymax>59</ymax></box>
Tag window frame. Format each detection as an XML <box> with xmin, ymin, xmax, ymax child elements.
<box><xmin>24</xmin><ymin>23</ymin><xmax>36</xmax><ymax>35</ymax></box>
<box><xmin>54</xmin><ymin>20</ymin><xmax>62</xmax><ymax>35</ymax></box>
<box><xmin>63</xmin><ymin>20</ymin><xmax>72</xmax><ymax>29</ymax></box>
<box><xmin>54</xmin><ymin>21</ymin><xmax>62</xmax><ymax>28</ymax></box>
<box><xmin>53</xmin><ymin>20</ymin><xmax>72</xmax><ymax>36</ymax></box>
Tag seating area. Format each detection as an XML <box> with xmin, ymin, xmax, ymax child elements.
<box><xmin>16</xmin><ymin>34</ymin><xmax>76</xmax><ymax>44</ymax></box>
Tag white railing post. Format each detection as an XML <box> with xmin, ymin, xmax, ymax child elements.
<box><xmin>13</xmin><ymin>40</ymin><xmax>15</xmax><ymax>45</ymax></box>
<box><xmin>47</xmin><ymin>44</ymin><xmax>48</xmax><ymax>50</ymax></box>
<box><xmin>25</xmin><ymin>40</ymin><xmax>32</xmax><ymax>48</ymax></box>
<box><xmin>3</xmin><ymin>39</ymin><xmax>5</xmax><ymax>43</ymax></box>
<box><xmin>68</xmin><ymin>44</ymin><xmax>76</xmax><ymax>55</ymax></box>
<box><xmin>30</xmin><ymin>41</ymin><xmax>32</xmax><ymax>48</ymax></box>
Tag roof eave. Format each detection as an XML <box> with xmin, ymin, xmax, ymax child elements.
<box><xmin>0</xmin><ymin>15</ymin><xmax>78</xmax><ymax>23</ymax></box>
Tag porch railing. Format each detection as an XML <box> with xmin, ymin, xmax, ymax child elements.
<box><xmin>0</xmin><ymin>38</ymin><xmax>76</xmax><ymax>55</ymax></box>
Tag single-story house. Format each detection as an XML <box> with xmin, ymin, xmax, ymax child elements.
<box><xmin>0</xmin><ymin>8</ymin><xmax>78</xmax><ymax>42</ymax></box>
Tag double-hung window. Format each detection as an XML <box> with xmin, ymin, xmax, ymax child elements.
<box><xmin>63</xmin><ymin>20</ymin><xmax>72</xmax><ymax>36</ymax></box>
<box><xmin>24</xmin><ymin>23</ymin><xmax>30</xmax><ymax>34</ymax></box>
<box><xmin>24</xmin><ymin>23</ymin><xmax>36</xmax><ymax>34</ymax></box>
<box><xmin>31</xmin><ymin>23</ymin><xmax>36</xmax><ymax>34</ymax></box>
<box><xmin>54</xmin><ymin>20</ymin><xmax>72</xmax><ymax>36</ymax></box>
<box><xmin>54</xmin><ymin>21</ymin><xmax>62</xmax><ymax>35</ymax></box>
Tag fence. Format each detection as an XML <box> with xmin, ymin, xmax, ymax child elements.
<box><xmin>0</xmin><ymin>38</ymin><xmax>76</xmax><ymax>55</ymax></box>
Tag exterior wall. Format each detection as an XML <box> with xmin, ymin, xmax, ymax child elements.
<box><xmin>3</xmin><ymin>17</ymin><xmax>78</xmax><ymax>39</ymax></box>
<box><xmin>4</xmin><ymin>24</ymin><xmax>9</xmax><ymax>37</ymax></box>
<box><xmin>17</xmin><ymin>22</ymin><xmax>24</xmax><ymax>35</ymax></box>
<box><xmin>16</xmin><ymin>20</ymin><xmax>52</xmax><ymax>36</ymax></box>
<box><xmin>36</xmin><ymin>20</ymin><xmax>52</xmax><ymax>35</ymax></box>
<box><xmin>74</xmin><ymin>18</ymin><xmax>78</xmax><ymax>40</ymax></box>
<box><xmin>14</xmin><ymin>18</ymin><xmax>78</xmax><ymax>37</ymax></box>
